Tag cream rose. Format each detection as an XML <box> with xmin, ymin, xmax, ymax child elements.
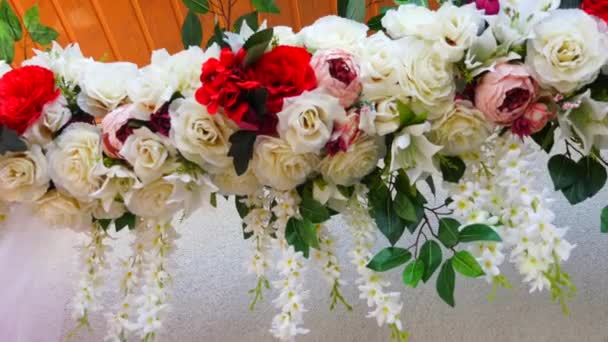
<box><xmin>381</xmin><ymin>4</ymin><xmax>438</xmax><ymax>40</ymax></box>
<box><xmin>47</xmin><ymin>123</ymin><xmax>103</xmax><ymax>201</ymax></box>
<box><xmin>299</xmin><ymin>15</ymin><xmax>368</xmax><ymax>52</ymax></box>
<box><xmin>397</xmin><ymin>38</ymin><xmax>455</xmax><ymax>116</ymax></box>
<box><xmin>169</xmin><ymin>98</ymin><xmax>236</xmax><ymax>173</ymax></box>
<box><xmin>127</xmin><ymin>51</ymin><xmax>174</xmax><ymax>113</ymax></box>
<box><xmin>358</xmin><ymin>32</ymin><xmax>403</xmax><ymax>99</ymax></box>
<box><xmin>0</xmin><ymin>145</ymin><xmax>49</xmax><ymax>202</ymax></box>
<box><xmin>319</xmin><ymin>135</ymin><xmax>385</xmax><ymax>186</ymax></box>
<box><xmin>211</xmin><ymin>167</ymin><xmax>260</xmax><ymax>196</ymax></box>
<box><xmin>77</xmin><ymin>61</ymin><xmax>138</xmax><ymax>116</ymax></box>
<box><xmin>34</xmin><ymin>190</ymin><xmax>90</xmax><ymax>229</ymax></box>
<box><xmin>126</xmin><ymin>178</ymin><xmax>179</xmax><ymax>219</ymax></box>
<box><xmin>428</xmin><ymin>100</ymin><xmax>494</xmax><ymax>156</ymax></box>
<box><xmin>120</xmin><ymin>127</ymin><xmax>173</xmax><ymax>184</ymax></box>
<box><xmin>525</xmin><ymin>9</ymin><xmax>608</xmax><ymax>93</ymax></box>
<box><xmin>23</xmin><ymin>95</ymin><xmax>72</xmax><ymax>147</ymax></box>
<box><xmin>359</xmin><ymin>96</ymin><xmax>412</xmax><ymax>136</ymax></box>
<box><xmin>166</xmin><ymin>45</ymin><xmax>220</xmax><ymax>96</ymax></box>
<box><xmin>251</xmin><ymin>136</ymin><xmax>319</xmax><ymax>191</ymax></box>
<box><xmin>434</xmin><ymin>3</ymin><xmax>484</xmax><ymax>62</ymax></box>
<box><xmin>277</xmin><ymin>90</ymin><xmax>346</xmax><ymax>154</ymax></box>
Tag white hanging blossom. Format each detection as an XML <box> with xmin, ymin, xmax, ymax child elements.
<box><xmin>270</xmin><ymin>243</ymin><xmax>310</xmax><ymax>341</ymax></box>
<box><xmin>344</xmin><ymin>186</ymin><xmax>409</xmax><ymax>342</ymax></box>
<box><xmin>311</xmin><ymin>224</ymin><xmax>351</xmax><ymax>311</ymax></box>
<box><xmin>271</xmin><ymin>189</ymin><xmax>301</xmax><ymax>237</ymax></box>
<box><xmin>448</xmin><ymin>134</ymin><xmax>576</xmax><ymax>307</ymax></box>
<box><xmin>133</xmin><ymin>221</ymin><xmax>178</xmax><ymax>341</ymax></box>
<box><xmin>70</xmin><ymin>222</ymin><xmax>110</xmax><ymax>333</ymax></box>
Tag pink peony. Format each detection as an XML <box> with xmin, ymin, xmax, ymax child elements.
<box><xmin>101</xmin><ymin>105</ymin><xmax>134</xmax><ymax>159</ymax></box>
<box><xmin>310</xmin><ymin>48</ymin><xmax>361</xmax><ymax>108</ymax></box>
<box><xmin>475</xmin><ymin>63</ymin><xmax>537</xmax><ymax>125</ymax></box>
<box><xmin>511</xmin><ymin>102</ymin><xmax>555</xmax><ymax>136</ymax></box>
<box><xmin>468</xmin><ymin>0</ymin><xmax>499</xmax><ymax>15</ymax></box>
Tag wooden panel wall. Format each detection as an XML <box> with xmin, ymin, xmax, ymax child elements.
<box><xmin>10</xmin><ymin>0</ymin><xmax>438</xmax><ymax>66</ymax></box>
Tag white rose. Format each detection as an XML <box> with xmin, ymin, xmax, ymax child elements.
<box><xmin>488</xmin><ymin>0</ymin><xmax>559</xmax><ymax>45</ymax></box>
<box><xmin>77</xmin><ymin>61</ymin><xmax>138</xmax><ymax>116</ymax></box>
<box><xmin>319</xmin><ymin>135</ymin><xmax>385</xmax><ymax>186</ymax></box>
<box><xmin>526</xmin><ymin>9</ymin><xmax>608</xmax><ymax>93</ymax></box>
<box><xmin>166</xmin><ymin>45</ymin><xmax>220</xmax><ymax>97</ymax></box>
<box><xmin>23</xmin><ymin>95</ymin><xmax>72</xmax><ymax>146</ymax></box>
<box><xmin>251</xmin><ymin>136</ymin><xmax>319</xmax><ymax>191</ymax></box>
<box><xmin>360</xmin><ymin>96</ymin><xmax>411</xmax><ymax>136</ymax></box>
<box><xmin>127</xmin><ymin>50</ymin><xmax>174</xmax><ymax>113</ymax></box>
<box><xmin>397</xmin><ymin>38</ymin><xmax>455</xmax><ymax>117</ymax></box>
<box><xmin>434</xmin><ymin>3</ymin><xmax>484</xmax><ymax>62</ymax></box>
<box><xmin>299</xmin><ymin>15</ymin><xmax>368</xmax><ymax>52</ymax></box>
<box><xmin>0</xmin><ymin>60</ymin><xmax>11</xmax><ymax>78</ymax></box>
<box><xmin>274</xmin><ymin>26</ymin><xmax>302</xmax><ymax>46</ymax></box>
<box><xmin>48</xmin><ymin>123</ymin><xmax>103</xmax><ymax>201</ymax></box>
<box><xmin>428</xmin><ymin>100</ymin><xmax>494</xmax><ymax>156</ymax></box>
<box><xmin>170</xmin><ymin>98</ymin><xmax>236</xmax><ymax>173</ymax></box>
<box><xmin>357</xmin><ymin>32</ymin><xmax>403</xmax><ymax>99</ymax></box>
<box><xmin>211</xmin><ymin>167</ymin><xmax>260</xmax><ymax>196</ymax></box>
<box><xmin>0</xmin><ymin>145</ymin><xmax>49</xmax><ymax>202</ymax></box>
<box><xmin>34</xmin><ymin>190</ymin><xmax>90</xmax><ymax>229</ymax></box>
<box><xmin>23</xmin><ymin>42</ymin><xmax>92</xmax><ymax>89</ymax></box>
<box><xmin>120</xmin><ymin>127</ymin><xmax>174</xmax><ymax>184</ymax></box>
<box><xmin>126</xmin><ymin>178</ymin><xmax>179</xmax><ymax>219</ymax></box>
<box><xmin>277</xmin><ymin>90</ymin><xmax>346</xmax><ymax>154</ymax></box>
<box><xmin>381</xmin><ymin>5</ymin><xmax>438</xmax><ymax>40</ymax></box>
<box><xmin>90</xmin><ymin>163</ymin><xmax>142</xmax><ymax>214</ymax></box>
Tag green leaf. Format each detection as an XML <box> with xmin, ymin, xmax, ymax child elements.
<box><xmin>531</xmin><ymin>122</ymin><xmax>556</xmax><ymax>153</ymax></box>
<box><xmin>242</xmin><ymin>28</ymin><xmax>273</xmax><ymax>67</ymax></box>
<box><xmin>393</xmin><ymin>192</ymin><xmax>417</xmax><ymax>222</ymax></box>
<box><xmin>115</xmin><ymin>212</ymin><xmax>136</xmax><ymax>232</ymax></box>
<box><xmin>343</xmin><ymin>0</ymin><xmax>366</xmax><ymax>22</ymax></box>
<box><xmin>210</xmin><ymin>192</ymin><xmax>217</xmax><ymax>208</ymax></box>
<box><xmin>394</xmin><ymin>0</ymin><xmax>429</xmax><ymax>6</ymax></box>
<box><xmin>247</xmin><ymin>87</ymin><xmax>268</xmax><ymax>118</ymax></box>
<box><xmin>451</xmin><ymin>251</ymin><xmax>484</xmax><ymax>278</ymax></box>
<box><xmin>96</xmin><ymin>218</ymin><xmax>112</xmax><ymax>231</ymax></box>
<box><xmin>367</xmin><ymin>13</ymin><xmax>385</xmax><ymax>31</ymax></box>
<box><xmin>419</xmin><ymin>240</ymin><xmax>442</xmax><ymax>282</ymax></box>
<box><xmin>206</xmin><ymin>22</ymin><xmax>228</xmax><ymax>48</ymax></box>
<box><xmin>299</xmin><ymin>186</ymin><xmax>330</xmax><ymax>224</ymax></box>
<box><xmin>458</xmin><ymin>224</ymin><xmax>502</xmax><ymax>243</ymax></box>
<box><xmin>396</xmin><ymin>100</ymin><xmax>426</xmax><ymax>127</ymax></box>
<box><xmin>182</xmin><ymin>0</ymin><xmax>209</xmax><ymax>13</ymax></box>
<box><xmin>23</xmin><ymin>5</ymin><xmax>58</xmax><ymax>45</ymax></box>
<box><xmin>285</xmin><ymin>217</ymin><xmax>319</xmax><ymax>257</ymax></box>
<box><xmin>367</xmin><ymin>247</ymin><xmax>412</xmax><ymax>272</ymax></box>
<box><xmin>181</xmin><ymin>10</ymin><xmax>202</xmax><ymax>48</ymax></box>
<box><xmin>368</xmin><ymin>180</ymin><xmax>406</xmax><ymax>245</ymax></box>
<box><xmin>0</xmin><ymin>0</ymin><xmax>22</xmax><ymax>41</ymax></box>
<box><xmin>437</xmin><ymin>218</ymin><xmax>460</xmax><ymax>248</ymax></box>
<box><xmin>601</xmin><ymin>206</ymin><xmax>608</xmax><ymax>233</ymax></box>
<box><xmin>227</xmin><ymin>130</ymin><xmax>257</xmax><ymax>175</ymax></box>
<box><xmin>436</xmin><ymin>260</ymin><xmax>455</xmax><ymax>307</ymax></box>
<box><xmin>548</xmin><ymin>155</ymin><xmax>579</xmax><ymax>191</ymax></box>
<box><xmin>0</xmin><ymin>126</ymin><xmax>27</xmax><ymax>153</ymax></box>
<box><xmin>250</xmin><ymin>0</ymin><xmax>280</xmax><ymax>13</ymax></box>
<box><xmin>234</xmin><ymin>11</ymin><xmax>259</xmax><ymax>32</ymax></box>
<box><xmin>0</xmin><ymin>21</ymin><xmax>14</xmax><ymax>64</ymax></box>
<box><xmin>234</xmin><ymin>196</ymin><xmax>250</xmax><ymax>219</ymax></box>
<box><xmin>579</xmin><ymin>156</ymin><xmax>606</xmax><ymax>199</ymax></box>
<box><xmin>298</xmin><ymin>218</ymin><xmax>320</xmax><ymax>249</ymax></box>
<box><xmin>440</xmin><ymin>156</ymin><xmax>466</xmax><ymax>183</ymax></box>
<box><xmin>402</xmin><ymin>260</ymin><xmax>424</xmax><ymax>288</ymax></box>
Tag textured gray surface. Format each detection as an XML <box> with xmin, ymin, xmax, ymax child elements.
<box><xmin>57</xmin><ymin>163</ymin><xmax>608</xmax><ymax>342</ymax></box>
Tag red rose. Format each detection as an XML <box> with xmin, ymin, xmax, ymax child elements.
<box><xmin>195</xmin><ymin>48</ymin><xmax>259</xmax><ymax>124</ymax></box>
<box><xmin>252</xmin><ymin>46</ymin><xmax>317</xmax><ymax>114</ymax></box>
<box><xmin>0</xmin><ymin>66</ymin><xmax>60</xmax><ymax>135</ymax></box>
<box><xmin>582</xmin><ymin>0</ymin><xmax>608</xmax><ymax>23</ymax></box>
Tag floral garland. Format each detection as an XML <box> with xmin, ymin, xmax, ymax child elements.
<box><xmin>0</xmin><ymin>0</ymin><xmax>607</xmax><ymax>341</ymax></box>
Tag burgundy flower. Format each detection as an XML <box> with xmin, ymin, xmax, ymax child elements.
<box><xmin>149</xmin><ymin>103</ymin><xmax>171</xmax><ymax>137</ymax></box>
<box><xmin>326</xmin><ymin>111</ymin><xmax>361</xmax><ymax>156</ymax></box>
<box><xmin>468</xmin><ymin>0</ymin><xmax>500</xmax><ymax>15</ymax></box>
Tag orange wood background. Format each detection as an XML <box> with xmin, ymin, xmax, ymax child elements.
<box><xmin>10</xmin><ymin>0</ymin><xmax>437</xmax><ymax>66</ymax></box>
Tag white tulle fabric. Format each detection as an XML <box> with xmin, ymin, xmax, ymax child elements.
<box><xmin>0</xmin><ymin>206</ymin><xmax>78</xmax><ymax>342</ymax></box>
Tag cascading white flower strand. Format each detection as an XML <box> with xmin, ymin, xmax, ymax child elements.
<box><xmin>449</xmin><ymin>135</ymin><xmax>576</xmax><ymax>310</ymax></box>
<box><xmin>344</xmin><ymin>186</ymin><xmax>409</xmax><ymax>342</ymax></box>
<box><xmin>311</xmin><ymin>224</ymin><xmax>351</xmax><ymax>311</ymax></box>
<box><xmin>68</xmin><ymin>222</ymin><xmax>110</xmax><ymax>336</ymax></box>
<box><xmin>133</xmin><ymin>221</ymin><xmax>178</xmax><ymax>342</ymax></box>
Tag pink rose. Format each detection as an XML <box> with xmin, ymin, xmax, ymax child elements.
<box><xmin>475</xmin><ymin>63</ymin><xmax>537</xmax><ymax>125</ymax></box>
<box><xmin>101</xmin><ymin>105</ymin><xmax>134</xmax><ymax>159</ymax></box>
<box><xmin>326</xmin><ymin>110</ymin><xmax>361</xmax><ymax>155</ymax></box>
<box><xmin>467</xmin><ymin>0</ymin><xmax>499</xmax><ymax>15</ymax></box>
<box><xmin>511</xmin><ymin>102</ymin><xmax>555</xmax><ymax>136</ymax></box>
<box><xmin>310</xmin><ymin>48</ymin><xmax>361</xmax><ymax>108</ymax></box>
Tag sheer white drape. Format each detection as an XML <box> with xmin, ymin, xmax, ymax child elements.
<box><xmin>0</xmin><ymin>206</ymin><xmax>78</xmax><ymax>342</ymax></box>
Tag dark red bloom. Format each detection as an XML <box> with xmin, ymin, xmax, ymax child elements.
<box><xmin>252</xmin><ymin>46</ymin><xmax>317</xmax><ymax>114</ymax></box>
<box><xmin>0</xmin><ymin>66</ymin><xmax>60</xmax><ymax>135</ymax></box>
<box><xmin>511</xmin><ymin>117</ymin><xmax>533</xmax><ymax>137</ymax></box>
<box><xmin>115</xmin><ymin>124</ymin><xmax>134</xmax><ymax>144</ymax></box>
<box><xmin>326</xmin><ymin>112</ymin><xmax>361</xmax><ymax>156</ymax></box>
<box><xmin>498</xmin><ymin>88</ymin><xmax>531</xmax><ymax>112</ymax></box>
<box><xmin>467</xmin><ymin>0</ymin><xmax>500</xmax><ymax>15</ymax></box>
<box><xmin>149</xmin><ymin>103</ymin><xmax>171</xmax><ymax>137</ymax></box>
<box><xmin>328</xmin><ymin>58</ymin><xmax>357</xmax><ymax>85</ymax></box>
<box><xmin>582</xmin><ymin>0</ymin><xmax>608</xmax><ymax>23</ymax></box>
<box><xmin>195</xmin><ymin>48</ymin><xmax>259</xmax><ymax>124</ymax></box>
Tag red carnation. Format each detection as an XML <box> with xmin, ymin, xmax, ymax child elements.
<box><xmin>582</xmin><ymin>0</ymin><xmax>608</xmax><ymax>23</ymax></box>
<box><xmin>195</xmin><ymin>48</ymin><xmax>259</xmax><ymax>124</ymax></box>
<box><xmin>0</xmin><ymin>66</ymin><xmax>60</xmax><ymax>135</ymax></box>
<box><xmin>252</xmin><ymin>46</ymin><xmax>317</xmax><ymax>114</ymax></box>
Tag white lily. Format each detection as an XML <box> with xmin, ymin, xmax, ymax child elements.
<box><xmin>560</xmin><ymin>90</ymin><xmax>608</xmax><ymax>155</ymax></box>
<box><xmin>390</xmin><ymin>122</ymin><xmax>442</xmax><ymax>183</ymax></box>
